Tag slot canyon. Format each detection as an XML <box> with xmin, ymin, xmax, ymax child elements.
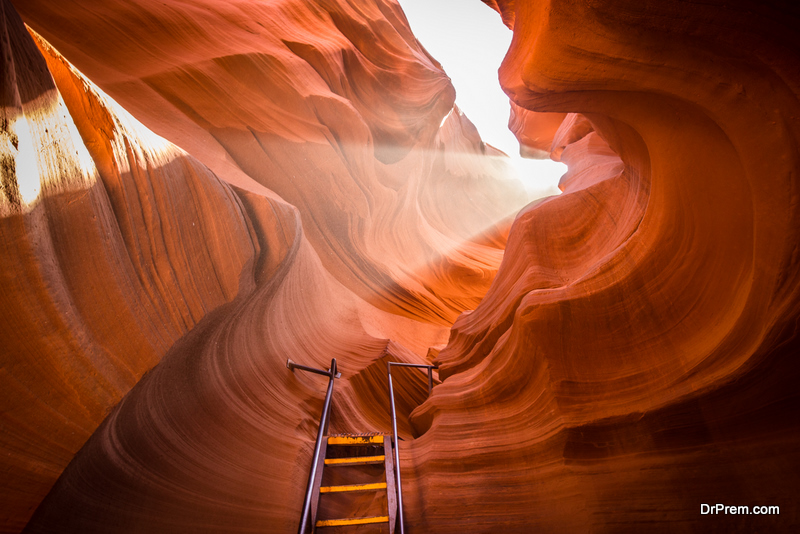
<box><xmin>1</xmin><ymin>0</ymin><xmax>799</xmax><ymax>531</ymax></box>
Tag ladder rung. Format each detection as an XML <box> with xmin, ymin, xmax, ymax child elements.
<box><xmin>324</xmin><ymin>455</ymin><xmax>385</xmax><ymax>466</ymax></box>
<box><xmin>316</xmin><ymin>515</ymin><xmax>389</xmax><ymax>527</ymax></box>
<box><xmin>328</xmin><ymin>435</ymin><xmax>384</xmax><ymax>445</ymax></box>
<box><xmin>319</xmin><ymin>482</ymin><xmax>387</xmax><ymax>493</ymax></box>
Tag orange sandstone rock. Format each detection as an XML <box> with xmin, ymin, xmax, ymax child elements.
<box><xmin>411</xmin><ymin>0</ymin><xmax>800</xmax><ymax>531</ymax></box>
<box><xmin>6</xmin><ymin>0</ymin><xmax>800</xmax><ymax>532</ymax></box>
<box><xmin>0</xmin><ymin>1</ymin><xmax>260</xmax><ymax>528</ymax></box>
<box><xmin>2</xmin><ymin>0</ymin><xmax>518</xmax><ymax>531</ymax></box>
<box><xmin>508</xmin><ymin>103</ymin><xmax>566</xmax><ymax>159</ymax></box>
<box><xmin>18</xmin><ymin>0</ymin><xmax>529</xmax><ymax>326</ymax></box>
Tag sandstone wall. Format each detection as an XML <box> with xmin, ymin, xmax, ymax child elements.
<box><xmin>410</xmin><ymin>0</ymin><xmax>800</xmax><ymax>530</ymax></box>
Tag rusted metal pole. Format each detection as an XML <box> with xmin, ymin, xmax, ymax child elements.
<box><xmin>386</xmin><ymin>362</ymin><xmax>437</xmax><ymax>369</ymax></box>
<box><xmin>287</xmin><ymin>358</ymin><xmax>340</xmax><ymax>378</ymax></box>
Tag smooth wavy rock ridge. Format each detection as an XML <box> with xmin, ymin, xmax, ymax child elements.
<box><xmin>2</xmin><ymin>0</ymin><xmax>527</xmax><ymax>531</ymax></box>
<box><xmin>18</xmin><ymin>0</ymin><xmax>530</xmax><ymax>326</ymax></box>
<box><xmin>3</xmin><ymin>0</ymin><xmax>800</xmax><ymax>532</ymax></box>
<box><xmin>408</xmin><ymin>0</ymin><xmax>800</xmax><ymax>531</ymax></box>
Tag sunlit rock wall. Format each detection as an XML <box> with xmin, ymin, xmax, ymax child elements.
<box><xmin>410</xmin><ymin>0</ymin><xmax>800</xmax><ymax>531</ymax></box>
<box><xmin>2</xmin><ymin>0</ymin><xmax>530</xmax><ymax>531</ymax></box>
<box><xmin>9</xmin><ymin>0</ymin><xmax>799</xmax><ymax>531</ymax></box>
<box><xmin>0</xmin><ymin>1</ymin><xmax>259</xmax><ymax>528</ymax></box>
<box><xmin>18</xmin><ymin>0</ymin><xmax>528</xmax><ymax>326</ymax></box>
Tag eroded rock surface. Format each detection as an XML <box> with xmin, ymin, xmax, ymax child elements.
<box><xmin>4</xmin><ymin>0</ymin><xmax>800</xmax><ymax>532</ymax></box>
<box><xmin>18</xmin><ymin>0</ymin><xmax>529</xmax><ymax>326</ymax></box>
<box><xmin>0</xmin><ymin>2</ymin><xmax>258</xmax><ymax>528</ymax></box>
<box><xmin>2</xmin><ymin>0</ymin><xmax>525</xmax><ymax>531</ymax></box>
<box><xmin>412</xmin><ymin>0</ymin><xmax>800</xmax><ymax>531</ymax></box>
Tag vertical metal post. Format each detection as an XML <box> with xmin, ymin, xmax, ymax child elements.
<box><xmin>385</xmin><ymin>362</ymin><xmax>438</xmax><ymax>533</ymax></box>
<box><xmin>387</xmin><ymin>364</ymin><xmax>405</xmax><ymax>534</ymax></box>
<box><xmin>297</xmin><ymin>358</ymin><xmax>337</xmax><ymax>534</ymax></box>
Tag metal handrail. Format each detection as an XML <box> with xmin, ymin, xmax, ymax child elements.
<box><xmin>288</xmin><ymin>358</ymin><xmax>340</xmax><ymax>534</ymax></box>
<box><xmin>387</xmin><ymin>362</ymin><xmax>438</xmax><ymax>534</ymax></box>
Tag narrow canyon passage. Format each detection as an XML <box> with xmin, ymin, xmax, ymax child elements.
<box><xmin>2</xmin><ymin>0</ymin><xmax>800</xmax><ymax>533</ymax></box>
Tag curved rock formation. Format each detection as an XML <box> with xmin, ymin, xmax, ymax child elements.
<box><xmin>18</xmin><ymin>0</ymin><xmax>529</xmax><ymax>326</ymax></box>
<box><xmin>2</xmin><ymin>0</ymin><xmax>522</xmax><ymax>531</ymax></box>
<box><xmin>411</xmin><ymin>0</ymin><xmax>800</xmax><ymax>531</ymax></box>
<box><xmin>507</xmin><ymin>103</ymin><xmax>566</xmax><ymax>159</ymax></box>
<box><xmin>4</xmin><ymin>0</ymin><xmax>800</xmax><ymax>532</ymax></box>
<box><xmin>0</xmin><ymin>2</ymin><xmax>259</xmax><ymax>528</ymax></box>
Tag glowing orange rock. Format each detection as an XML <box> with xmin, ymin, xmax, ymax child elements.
<box><xmin>508</xmin><ymin>103</ymin><xmax>566</xmax><ymax>159</ymax></box>
<box><xmin>0</xmin><ymin>2</ymin><xmax>264</xmax><ymax>528</ymax></box>
<box><xmin>411</xmin><ymin>0</ymin><xmax>800</xmax><ymax>531</ymax></box>
<box><xmin>8</xmin><ymin>0</ymin><xmax>799</xmax><ymax>531</ymax></box>
<box><xmin>18</xmin><ymin>0</ymin><xmax>529</xmax><ymax>326</ymax></box>
<box><xmin>2</xmin><ymin>0</ymin><xmax>524</xmax><ymax>531</ymax></box>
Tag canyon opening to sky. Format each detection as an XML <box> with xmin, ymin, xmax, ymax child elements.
<box><xmin>397</xmin><ymin>0</ymin><xmax>567</xmax><ymax>199</ymax></box>
<box><xmin>1</xmin><ymin>0</ymin><xmax>799</xmax><ymax>533</ymax></box>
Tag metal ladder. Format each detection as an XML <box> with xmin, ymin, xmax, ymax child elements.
<box><xmin>288</xmin><ymin>358</ymin><xmax>437</xmax><ymax>534</ymax></box>
<box><xmin>311</xmin><ymin>433</ymin><xmax>397</xmax><ymax>531</ymax></box>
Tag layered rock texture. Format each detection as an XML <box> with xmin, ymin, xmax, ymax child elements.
<box><xmin>2</xmin><ymin>0</ymin><xmax>523</xmax><ymax>531</ymax></box>
<box><xmin>3</xmin><ymin>0</ymin><xmax>800</xmax><ymax>532</ymax></box>
<box><xmin>17</xmin><ymin>0</ymin><xmax>528</xmax><ymax>326</ymax></box>
<box><xmin>410</xmin><ymin>0</ymin><xmax>800</xmax><ymax>531</ymax></box>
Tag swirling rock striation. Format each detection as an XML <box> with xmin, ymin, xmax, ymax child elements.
<box><xmin>18</xmin><ymin>0</ymin><xmax>529</xmax><ymax>325</ymax></box>
<box><xmin>2</xmin><ymin>0</ymin><xmax>521</xmax><ymax>531</ymax></box>
<box><xmin>411</xmin><ymin>0</ymin><xmax>800</xmax><ymax>531</ymax></box>
<box><xmin>0</xmin><ymin>2</ymin><xmax>259</xmax><ymax>529</ymax></box>
<box><xmin>7</xmin><ymin>0</ymin><xmax>800</xmax><ymax>532</ymax></box>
